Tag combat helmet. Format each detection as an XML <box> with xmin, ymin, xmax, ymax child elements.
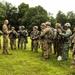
<box><xmin>64</xmin><ymin>23</ymin><xmax>71</xmax><ymax>27</ymax></box>
<box><xmin>45</xmin><ymin>21</ymin><xmax>51</xmax><ymax>26</ymax></box>
<box><xmin>33</xmin><ymin>26</ymin><xmax>38</xmax><ymax>29</ymax></box>
<box><xmin>55</xmin><ymin>23</ymin><xmax>61</xmax><ymax>28</ymax></box>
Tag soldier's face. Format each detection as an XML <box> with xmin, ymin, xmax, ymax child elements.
<box><xmin>5</xmin><ymin>20</ymin><xmax>9</xmax><ymax>25</ymax></box>
<box><xmin>64</xmin><ymin>26</ymin><xmax>67</xmax><ymax>30</ymax></box>
<box><xmin>73</xmin><ymin>28</ymin><xmax>75</xmax><ymax>32</ymax></box>
<box><xmin>41</xmin><ymin>26</ymin><xmax>46</xmax><ymax>29</ymax></box>
<box><xmin>12</xmin><ymin>28</ymin><xmax>14</xmax><ymax>31</ymax></box>
<box><xmin>55</xmin><ymin>25</ymin><xmax>57</xmax><ymax>29</ymax></box>
<box><xmin>33</xmin><ymin>28</ymin><xmax>36</xmax><ymax>31</ymax></box>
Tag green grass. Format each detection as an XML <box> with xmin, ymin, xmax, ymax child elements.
<box><xmin>0</xmin><ymin>37</ymin><xmax>75</xmax><ymax>75</ymax></box>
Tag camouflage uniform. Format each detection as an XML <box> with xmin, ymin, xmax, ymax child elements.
<box><xmin>17</xmin><ymin>26</ymin><xmax>22</xmax><ymax>49</ymax></box>
<box><xmin>21</xmin><ymin>26</ymin><xmax>28</xmax><ymax>50</ymax></box>
<box><xmin>30</xmin><ymin>26</ymin><xmax>40</xmax><ymax>52</ymax></box>
<box><xmin>60</xmin><ymin>23</ymin><xmax>72</xmax><ymax>60</ymax></box>
<box><xmin>40</xmin><ymin>22</ymin><xmax>53</xmax><ymax>60</ymax></box>
<box><xmin>9</xmin><ymin>27</ymin><xmax>18</xmax><ymax>50</ymax></box>
<box><xmin>70</xmin><ymin>28</ymin><xmax>75</xmax><ymax>68</ymax></box>
<box><xmin>0</xmin><ymin>30</ymin><xmax>3</xmax><ymax>49</ymax></box>
<box><xmin>2</xmin><ymin>21</ymin><xmax>9</xmax><ymax>54</ymax></box>
<box><xmin>55</xmin><ymin>23</ymin><xmax>63</xmax><ymax>57</ymax></box>
<box><xmin>40</xmin><ymin>23</ymin><xmax>46</xmax><ymax>56</ymax></box>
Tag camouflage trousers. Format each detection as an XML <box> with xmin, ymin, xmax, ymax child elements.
<box><xmin>42</xmin><ymin>40</ymin><xmax>52</xmax><ymax>59</ymax></box>
<box><xmin>3</xmin><ymin>35</ymin><xmax>9</xmax><ymax>54</ymax></box>
<box><xmin>19</xmin><ymin>38</ymin><xmax>26</xmax><ymax>50</ymax></box>
<box><xmin>71</xmin><ymin>44</ymin><xmax>75</xmax><ymax>66</ymax></box>
<box><xmin>18</xmin><ymin>38</ymin><xmax>20</xmax><ymax>49</ymax></box>
<box><xmin>57</xmin><ymin>41</ymin><xmax>62</xmax><ymax>57</ymax></box>
<box><xmin>31</xmin><ymin>40</ymin><xmax>38</xmax><ymax>52</ymax></box>
<box><xmin>62</xmin><ymin>42</ymin><xmax>69</xmax><ymax>60</ymax></box>
<box><xmin>53</xmin><ymin>40</ymin><xmax>57</xmax><ymax>55</ymax></box>
<box><xmin>10</xmin><ymin>39</ymin><xmax>16</xmax><ymax>50</ymax></box>
<box><xmin>0</xmin><ymin>36</ymin><xmax>1</xmax><ymax>49</ymax></box>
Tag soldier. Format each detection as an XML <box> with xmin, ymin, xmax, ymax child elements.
<box><xmin>2</xmin><ymin>20</ymin><xmax>11</xmax><ymax>55</ymax></box>
<box><xmin>70</xmin><ymin>27</ymin><xmax>75</xmax><ymax>68</ymax></box>
<box><xmin>17</xmin><ymin>26</ymin><xmax>22</xmax><ymax>49</ymax></box>
<box><xmin>0</xmin><ymin>30</ymin><xmax>3</xmax><ymax>49</ymax></box>
<box><xmin>21</xmin><ymin>26</ymin><xmax>28</xmax><ymax>50</ymax></box>
<box><xmin>60</xmin><ymin>23</ymin><xmax>72</xmax><ymax>61</ymax></box>
<box><xmin>9</xmin><ymin>27</ymin><xmax>18</xmax><ymax>50</ymax></box>
<box><xmin>40</xmin><ymin>23</ymin><xmax>46</xmax><ymax>56</ymax></box>
<box><xmin>40</xmin><ymin>21</ymin><xmax>53</xmax><ymax>60</ymax></box>
<box><xmin>55</xmin><ymin>23</ymin><xmax>63</xmax><ymax>57</ymax></box>
<box><xmin>30</xmin><ymin>26</ymin><xmax>40</xmax><ymax>53</ymax></box>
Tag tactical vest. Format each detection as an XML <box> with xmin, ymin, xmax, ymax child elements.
<box><xmin>9</xmin><ymin>31</ymin><xmax>16</xmax><ymax>39</ymax></box>
<box><xmin>44</xmin><ymin>28</ymin><xmax>53</xmax><ymax>43</ymax></box>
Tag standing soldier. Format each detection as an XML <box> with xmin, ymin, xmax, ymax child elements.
<box><xmin>30</xmin><ymin>26</ymin><xmax>40</xmax><ymax>53</ymax></box>
<box><xmin>55</xmin><ymin>23</ymin><xmax>63</xmax><ymax>57</ymax></box>
<box><xmin>17</xmin><ymin>26</ymin><xmax>22</xmax><ymax>49</ymax></box>
<box><xmin>40</xmin><ymin>23</ymin><xmax>46</xmax><ymax>56</ymax></box>
<box><xmin>40</xmin><ymin>22</ymin><xmax>53</xmax><ymax>60</ymax></box>
<box><xmin>21</xmin><ymin>26</ymin><xmax>28</xmax><ymax>50</ymax></box>
<box><xmin>70</xmin><ymin>27</ymin><xmax>75</xmax><ymax>68</ymax></box>
<box><xmin>60</xmin><ymin>23</ymin><xmax>72</xmax><ymax>61</ymax></box>
<box><xmin>0</xmin><ymin>30</ymin><xmax>3</xmax><ymax>49</ymax></box>
<box><xmin>9</xmin><ymin>27</ymin><xmax>18</xmax><ymax>50</ymax></box>
<box><xmin>2</xmin><ymin>20</ymin><xmax>11</xmax><ymax>55</ymax></box>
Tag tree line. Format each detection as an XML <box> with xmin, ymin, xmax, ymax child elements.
<box><xmin>0</xmin><ymin>1</ymin><xmax>75</xmax><ymax>32</ymax></box>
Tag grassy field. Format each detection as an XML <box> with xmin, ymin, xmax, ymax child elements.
<box><xmin>0</xmin><ymin>37</ymin><xmax>75</xmax><ymax>75</ymax></box>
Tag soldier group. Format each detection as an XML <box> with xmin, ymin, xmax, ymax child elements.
<box><xmin>0</xmin><ymin>19</ymin><xmax>75</xmax><ymax>68</ymax></box>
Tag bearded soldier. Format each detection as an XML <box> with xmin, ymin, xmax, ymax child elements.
<box><xmin>9</xmin><ymin>27</ymin><xmax>18</xmax><ymax>50</ymax></box>
<box><xmin>40</xmin><ymin>22</ymin><xmax>53</xmax><ymax>60</ymax></box>
<box><xmin>30</xmin><ymin>26</ymin><xmax>40</xmax><ymax>53</ymax></box>
<box><xmin>60</xmin><ymin>23</ymin><xmax>72</xmax><ymax>61</ymax></box>
<box><xmin>70</xmin><ymin>27</ymin><xmax>75</xmax><ymax>68</ymax></box>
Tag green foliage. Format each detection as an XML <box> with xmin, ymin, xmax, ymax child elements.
<box><xmin>22</xmin><ymin>5</ymin><xmax>49</xmax><ymax>32</ymax></box>
<box><xmin>18</xmin><ymin>2</ymin><xmax>29</xmax><ymax>25</ymax></box>
<box><xmin>67</xmin><ymin>11</ymin><xmax>75</xmax><ymax>29</ymax></box>
<box><xmin>0</xmin><ymin>2</ymin><xmax>6</xmax><ymax>28</ymax></box>
<box><xmin>56</xmin><ymin>11</ymin><xmax>67</xmax><ymax>26</ymax></box>
<box><xmin>0</xmin><ymin>1</ymin><xmax>75</xmax><ymax>31</ymax></box>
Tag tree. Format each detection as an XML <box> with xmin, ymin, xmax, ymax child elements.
<box><xmin>22</xmin><ymin>5</ymin><xmax>49</xmax><ymax>32</ymax></box>
<box><xmin>56</xmin><ymin>11</ymin><xmax>67</xmax><ymax>26</ymax></box>
<box><xmin>67</xmin><ymin>11</ymin><xmax>75</xmax><ymax>29</ymax></box>
<box><xmin>4</xmin><ymin>2</ymin><xmax>18</xmax><ymax>30</ymax></box>
<box><xmin>0</xmin><ymin>2</ymin><xmax>6</xmax><ymax>29</ymax></box>
<box><xmin>48</xmin><ymin>12</ymin><xmax>56</xmax><ymax>27</ymax></box>
<box><xmin>18</xmin><ymin>2</ymin><xmax>29</xmax><ymax>25</ymax></box>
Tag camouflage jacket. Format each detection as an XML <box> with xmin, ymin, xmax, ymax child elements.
<box><xmin>9</xmin><ymin>30</ymin><xmax>18</xmax><ymax>39</ymax></box>
<box><xmin>2</xmin><ymin>24</ymin><xmax>9</xmax><ymax>36</ymax></box>
<box><xmin>30</xmin><ymin>30</ymin><xmax>40</xmax><ymax>40</ymax></box>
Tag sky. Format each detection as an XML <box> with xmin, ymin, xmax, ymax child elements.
<box><xmin>0</xmin><ymin>0</ymin><xmax>75</xmax><ymax>17</ymax></box>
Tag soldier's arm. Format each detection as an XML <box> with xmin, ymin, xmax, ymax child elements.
<box><xmin>3</xmin><ymin>25</ymin><xmax>8</xmax><ymax>34</ymax></box>
<box><xmin>60</xmin><ymin>30</ymin><xmax>72</xmax><ymax>37</ymax></box>
<box><xmin>70</xmin><ymin>34</ymin><xmax>74</xmax><ymax>40</ymax></box>
<box><xmin>0</xmin><ymin>30</ymin><xmax>3</xmax><ymax>35</ymax></box>
<box><xmin>25</xmin><ymin>31</ymin><xmax>28</xmax><ymax>37</ymax></box>
<box><xmin>40</xmin><ymin>28</ymin><xmax>48</xmax><ymax>36</ymax></box>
